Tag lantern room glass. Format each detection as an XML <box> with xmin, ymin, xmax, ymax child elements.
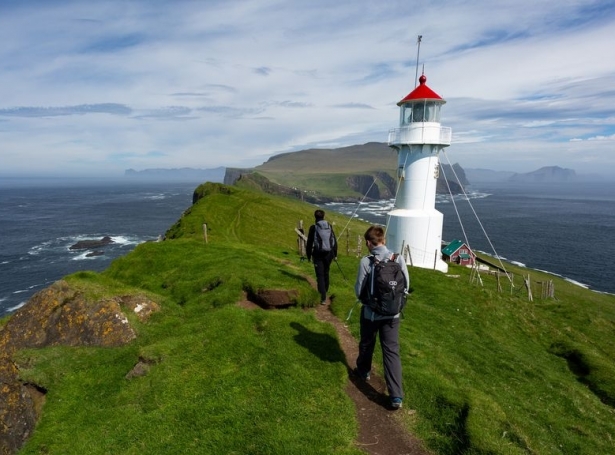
<box><xmin>400</xmin><ymin>102</ymin><xmax>442</xmax><ymax>125</ymax></box>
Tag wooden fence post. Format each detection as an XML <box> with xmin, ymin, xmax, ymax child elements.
<box><xmin>295</xmin><ymin>220</ymin><xmax>307</xmax><ymax>258</ymax></box>
<box><xmin>524</xmin><ymin>274</ymin><xmax>533</xmax><ymax>301</ymax></box>
<box><xmin>203</xmin><ymin>223</ymin><xmax>208</xmax><ymax>243</ymax></box>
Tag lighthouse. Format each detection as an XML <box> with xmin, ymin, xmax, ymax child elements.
<box><xmin>386</xmin><ymin>74</ymin><xmax>452</xmax><ymax>272</ymax></box>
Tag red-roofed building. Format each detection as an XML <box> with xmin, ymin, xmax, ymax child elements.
<box><xmin>442</xmin><ymin>239</ymin><xmax>476</xmax><ymax>266</ymax></box>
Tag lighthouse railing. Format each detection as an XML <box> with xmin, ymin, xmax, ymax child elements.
<box><xmin>388</xmin><ymin>125</ymin><xmax>451</xmax><ymax>146</ymax></box>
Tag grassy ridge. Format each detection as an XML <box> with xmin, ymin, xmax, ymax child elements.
<box><xmin>254</xmin><ymin>142</ymin><xmax>397</xmax><ymax>199</ymax></box>
<box><xmin>257</xmin><ymin>143</ymin><xmax>397</xmax><ymax>173</ymax></box>
<box><xmin>15</xmin><ymin>183</ymin><xmax>615</xmax><ymax>454</ymax></box>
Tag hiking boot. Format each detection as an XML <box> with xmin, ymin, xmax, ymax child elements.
<box><xmin>352</xmin><ymin>368</ymin><xmax>370</xmax><ymax>381</ymax></box>
<box><xmin>320</xmin><ymin>300</ymin><xmax>327</xmax><ymax>305</ymax></box>
<box><xmin>390</xmin><ymin>397</ymin><xmax>403</xmax><ymax>409</ymax></box>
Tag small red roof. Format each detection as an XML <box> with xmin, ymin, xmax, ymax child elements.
<box><xmin>397</xmin><ymin>74</ymin><xmax>444</xmax><ymax>106</ymax></box>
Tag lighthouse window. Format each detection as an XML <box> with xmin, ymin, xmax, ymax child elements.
<box><xmin>401</xmin><ymin>102</ymin><xmax>442</xmax><ymax>123</ymax></box>
<box><xmin>411</xmin><ymin>103</ymin><xmax>423</xmax><ymax>122</ymax></box>
<box><xmin>400</xmin><ymin>106</ymin><xmax>409</xmax><ymax>125</ymax></box>
<box><xmin>424</xmin><ymin>102</ymin><xmax>441</xmax><ymax>122</ymax></box>
<box><xmin>401</xmin><ymin>105</ymin><xmax>413</xmax><ymax>125</ymax></box>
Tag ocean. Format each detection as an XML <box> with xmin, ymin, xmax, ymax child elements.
<box><xmin>327</xmin><ymin>180</ymin><xmax>615</xmax><ymax>295</ymax></box>
<box><xmin>1</xmin><ymin>179</ymin><xmax>614</xmax><ymax>318</ymax></box>
<box><xmin>0</xmin><ymin>180</ymin><xmax>198</xmax><ymax>317</ymax></box>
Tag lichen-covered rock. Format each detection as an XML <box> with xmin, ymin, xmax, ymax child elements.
<box><xmin>116</xmin><ymin>294</ymin><xmax>160</xmax><ymax>322</ymax></box>
<box><xmin>0</xmin><ymin>280</ymin><xmax>146</xmax><ymax>455</ymax></box>
<box><xmin>0</xmin><ymin>356</ymin><xmax>38</xmax><ymax>455</ymax></box>
<box><xmin>0</xmin><ymin>280</ymin><xmax>136</xmax><ymax>355</ymax></box>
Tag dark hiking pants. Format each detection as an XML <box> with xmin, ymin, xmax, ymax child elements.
<box><xmin>356</xmin><ymin>308</ymin><xmax>403</xmax><ymax>399</ymax></box>
<box><xmin>313</xmin><ymin>253</ymin><xmax>333</xmax><ymax>302</ymax></box>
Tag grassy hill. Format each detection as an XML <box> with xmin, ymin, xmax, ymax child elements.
<box><xmin>12</xmin><ymin>182</ymin><xmax>615</xmax><ymax>454</ymax></box>
<box><xmin>229</xmin><ymin>142</ymin><xmax>466</xmax><ymax>202</ymax></box>
<box><xmin>253</xmin><ymin>142</ymin><xmax>399</xmax><ymax>201</ymax></box>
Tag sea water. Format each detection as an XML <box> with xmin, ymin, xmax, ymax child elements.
<box><xmin>1</xmin><ymin>179</ymin><xmax>614</xmax><ymax>317</ymax></box>
<box><xmin>0</xmin><ymin>180</ymin><xmax>197</xmax><ymax>317</ymax></box>
<box><xmin>327</xmin><ymin>181</ymin><xmax>615</xmax><ymax>295</ymax></box>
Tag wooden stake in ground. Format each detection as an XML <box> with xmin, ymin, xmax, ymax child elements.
<box><xmin>295</xmin><ymin>220</ymin><xmax>307</xmax><ymax>258</ymax></box>
<box><xmin>524</xmin><ymin>274</ymin><xmax>533</xmax><ymax>301</ymax></box>
<box><xmin>295</xmin><ymin>220</ymin><xmax>307</xmax><ymax>259</ymax></box>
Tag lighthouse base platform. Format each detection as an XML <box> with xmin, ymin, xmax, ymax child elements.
<box><xmin>386</xmin><ymin>209</ymin><xmax>449</xmax><ymax>273</ymax></box>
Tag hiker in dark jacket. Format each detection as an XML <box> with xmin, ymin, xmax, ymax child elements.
<box><xmin>306</xmin><ymin>209</ymin><xmax>337</xmax><ymax>305</ymax></box>
<box><xmin>353</xmin><ymin>225</ymin><xmax>409</xmax><ymax>409</ymax></box>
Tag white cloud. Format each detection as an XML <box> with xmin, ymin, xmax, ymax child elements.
<box><xmin>1</xmin><ymin>0</ymin><xmax>615</xmax><ymax>178</ymax></box>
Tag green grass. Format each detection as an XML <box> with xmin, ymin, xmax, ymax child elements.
<box><xmin>13</xmin><ymin>183</ymin><xmax>615</xmax><ymax>454</ymax></box>
<box><xmin>263</xmin><ymin>172</ymin><xmax>395</xmax><ymax>200</ymax></box>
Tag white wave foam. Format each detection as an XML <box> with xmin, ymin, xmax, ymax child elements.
<box><xmin>13</xmin><ymin>289</ymin><xmax>30</xmax><ymax>294</ymax></box>
<box><xmin>1</xmin><ymin>261</ymin><xmax>8</xmax><ymax>265</ymax></box>
<box><xmin>436</xmin><ymin>191</ymin><xmax>491</xmax><ymax>203</ymax></box>
<box><xmin>110</xmin><ymin>235</ymin><xmax>140</xmax><ymax>246</ymax></box>
<box><xmin>29</xmin><ymin>240</ymin><xmax>54</xmax><ymax>255</ymax></box>
<box><xmin>8</xmin><ymin>301</ymin><xmax>27</xmax><ymax>312</ymax></box>
<box><xmin>510</xmin><ymin>261</ymin><xmax>526</xmax><ymax>268</ymax></box>
<box><xmin>565</xmin><ymin>278</ymin><xmax>589</xmax><ymax>289</ymax></box>
<box><xmin>145</xmin><ymin>194</ymin><xmax>167</xmax><ymax>200</ymax></box>
<box><xmin>594</xmin><ymin>289</ymin><xmax>615</xmax><ymax>296</ymax></box>
<box><xmin>71</xmin><ymin>251</ymin><xmax>102</xmax><ymax>261</ymax></box>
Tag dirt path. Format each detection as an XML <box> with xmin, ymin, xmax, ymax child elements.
<box><xmin>239</xmin><ymin>259</ymin><xmax>430</xmax><ymax>454</ymax></box>
<box><xmin>314</xmin><ymin>298</ymin><xmax>430</xmax><ymax>455</ymax></box>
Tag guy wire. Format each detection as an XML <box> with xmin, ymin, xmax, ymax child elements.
<box><xmin>384</xmin><ymin>150</ymin><xmax>408</xmax><ymax>236</ymax></box>
<box><xmin>337</xmin><ymin>177</ymin><xmax>379</xmax><ymax>239</ymax></box>
<box><xmin>440</xmin><ymin>151</ymin><xmax>512</xmax><ymax>283</ymax></box>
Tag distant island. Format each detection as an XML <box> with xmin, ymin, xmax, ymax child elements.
<box><xmin>124</xmin><ymin>147</ymin><xmax>589</xmax><ymax>192</ymax></box>
<box><xmin>124</xmin><ymin>167</ymin><xmax>225</xmax><ymax>182</ymax></box>
<box><xmin>508</xmin><ymin>166</ymin><xmax>576</xmax><ymax>183</ymax></box>
<box><xmin>465</xmin><ymin>166</ymin><xmax>608</xmax><ymax>184</ymax></box>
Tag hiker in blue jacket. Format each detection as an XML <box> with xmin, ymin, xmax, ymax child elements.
<box><xmin>306</xmin><ymin>209</ymin><xmax>337</xmax><ymax>305</ymax></box>
<box><xmin>353</xmin><ymin>225</ymin><xmax>409</xmax><ymax>409</ymax></box>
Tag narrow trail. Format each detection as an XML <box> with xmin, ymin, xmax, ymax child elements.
<box><xmin>309</xmin><ymin>280</ymin><xmax>430</xmax><ymax>455</ymax></box>
<box><xmin>239</xmin><ymin>257</ymin><xmax>430</xmax><ymax>454</ymax></box>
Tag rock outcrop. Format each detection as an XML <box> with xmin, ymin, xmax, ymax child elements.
<box><xmin>69</xmin><ymin>236</ymin><xmax>115</xmax><ymax>250</ymax></box>
<box><xmin>0</xmin><ymin>281</ymin><xmax>159</xmax><ymax>455</ymax></box>
<box><xmin>0</xmin><ymin>357</ymin><xmax>40</xmax><ymax>455</ymax></box>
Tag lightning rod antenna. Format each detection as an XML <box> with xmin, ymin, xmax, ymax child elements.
<box><xmin>414</xmin><ymin>35</ymin><xmax>422</xmax><ymax>87</ymax></box>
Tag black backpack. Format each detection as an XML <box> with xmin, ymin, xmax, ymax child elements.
<box><xmin>313</xmin><ymin>221</ymin><xmax>335</xmax><ymax>253</ymax></box>
<box><xmin>360</xmin><ymin>254</ymin><xmax>407</xmax><ymax>316</ymax></box>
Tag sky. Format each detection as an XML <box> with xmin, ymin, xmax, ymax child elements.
<box><xmin>1</xmin><ymin>0</ymin><xmax>615</xmax><ymax>179</ymax></box>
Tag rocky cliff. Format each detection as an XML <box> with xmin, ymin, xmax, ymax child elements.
<box><xmin>224</xmin><ymin>143</ymin><xmax>466</xmax><ymax>203</ymax></box>
<box><xmin>0</xmin><ymin>281</ymin><xmax>159</xmax><ymax>455</ymax></box>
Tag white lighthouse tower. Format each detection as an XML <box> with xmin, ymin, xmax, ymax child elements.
<box><xmin>386</xmin><ymin>74</ymin><xmax>452</xmax><ymax>272</ymax></box>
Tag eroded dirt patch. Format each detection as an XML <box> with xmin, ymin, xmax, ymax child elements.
<box><xmin>245</xmin><ymin>289</ymin><xmax>299</xmax><ymax>310</ymax></box>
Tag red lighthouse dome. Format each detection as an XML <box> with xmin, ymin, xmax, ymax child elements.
<box><xmin>397</xmin><ymin>74</ymin><xmax>445</xmax><ymax>106</ymax></box>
